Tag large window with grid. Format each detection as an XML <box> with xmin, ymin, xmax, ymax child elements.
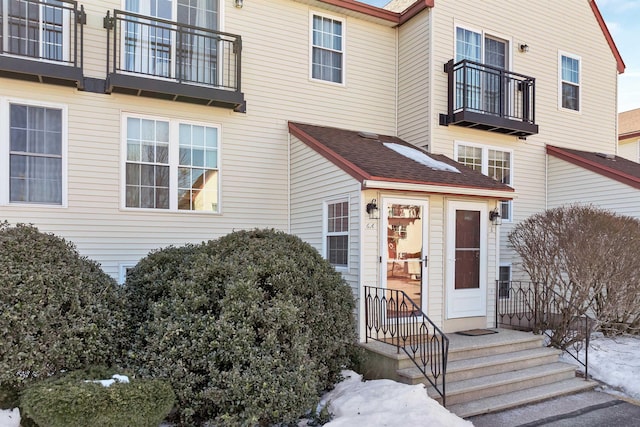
<box><xmin>560</xmin><ymin>53</ymin><xmax>580</xmax><ymax>111</ymax></box>
<box><xmin>325</xmin><ymin>199</ymin><xmax>349</xmax><ymax>268</ymax></box>
<box><xmin>124</xmin><ymin>115</ymin><xmax>219</xmax><ymax>212</ymax></box>
<box><xmin>456</xmin><ymin>143</ymin><xmax>513</xmax><ymax>221</ymax></box>
<box><xmin>311</xmin><ymin>13</ymin><xmax>344</xmax><ymax>84</ymax></box>
<box><xmin>6</xmin><ymin>102</ymin><xmax>65</xmax><ymax>205</ymax></box>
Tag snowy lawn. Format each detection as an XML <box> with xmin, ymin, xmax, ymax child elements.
<box><xmin>3</xmin><ymin>334</ymin><xmax>639</xmax><ymax>426</ymax></box>
<box><xmin>562</xmin><ymin>333</ymin><xmax>640</xmax><ymax>400</ymax></box>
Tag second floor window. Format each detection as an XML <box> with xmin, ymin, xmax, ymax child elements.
<box><xmin>311</xmin><ymin>13</ymin><xmax>344</xmax><ymax>84</ymax></box>
<box><xmin>456</xmin><ymin>143</ymin><xmax>513</xmax><ymax>221</ymax></box>
<box><xmin>123</xmin><ymin>0</ymin><xmax>219</xmax><ymax>83</ymax></box>
<box><xmin>124</xmin><ymin>115</ymin><xmax>220</xmax><ymax>212</ymax></box>
<box><xmin>560</xmin><ymin>53</ymin><xmax>580</xmax><ymax>111</ymax></box>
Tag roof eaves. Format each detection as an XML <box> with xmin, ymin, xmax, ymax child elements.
<box><xmin>363</xmin><ymin>178</ymin><xmax>516</xmax><ymax>199</ymax></box>
<box><xmin>590</xmin><ymin>0</ymin><xmax>625</xmax><ymax>74</ymax></box>
<box><xmin>547</xmin><ymin>145</ymin><xmax>640</xmax><ymax>190</ymax></box>
<box><xmin>619</xmin><ymin>131</ymin><xmax>640</xmax><ymax>141</ymax></box>
<box><xmin>398</xmin><ymin>0</ymin><xmax>434</xmax><ymax>25</ymax></box>
<box><xmin>288</xmin><ymin>121</ymin><xmax>371</xmax><ymax>184</ymax></box>
<box><xmin>316</xmin><ymin>0</ymin><xmax>400</xmax><ymax>23</ymax></box>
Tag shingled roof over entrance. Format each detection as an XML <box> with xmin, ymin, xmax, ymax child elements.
<box><xmin>289</xmin><ymin>121</ymin><xmax>515</xmax><ymax>198</ymax></box>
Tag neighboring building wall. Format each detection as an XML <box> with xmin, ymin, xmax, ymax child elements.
<box><xmin>396</xmin><ymin>0</ymin><xmax>619</xmax><ymax>280</ymax></box>
<box><xmin>0</xmin><ymin>0</ymin><xmax>398</xmax><ymax>280</ymax></box>
<box><xmin>618</xmin><ymin>138</ymin><xmax>640</xmax><ymax>162</ymax></box>
<box><xmin>547</xmin><ymin>157</ymin><xmax>640</xmax><ymax>219</ymax></box>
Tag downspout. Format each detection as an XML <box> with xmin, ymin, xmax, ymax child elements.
<box><xmin>287</xmin><ymin>131</ymin><xmax>291</xmax><ymax>234</ymax></box>
<box><xmin>395</xmin><ymin>24</ymin><xmax>399</xmax><ymax>135</ymax></box>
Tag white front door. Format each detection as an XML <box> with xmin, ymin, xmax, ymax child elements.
<box><xmin>382</xmin><ymin>198</ymin><xmax>428</xmax><ymax>312</ymax></box>
<box><xmin>446</xmin><ymin>201</ymin><xmax>487</xmax><ymax>318</ymax></box>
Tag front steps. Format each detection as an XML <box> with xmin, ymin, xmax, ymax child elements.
<box><xmin>359</xmin><ymin>329</ymin><xmax>596</xmax><ymax>418</ymax></box>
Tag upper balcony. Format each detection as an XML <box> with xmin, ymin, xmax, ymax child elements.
<box><xmin>104</xmin><ymin>10</ymin><xmax>245</xmax><ymax>112</ymax></box>
<box><xmin>0</xmin><ymin>0</ymin><xmax>84</xmax><ymax>88</ymax></box>
<box><xmin>440</xmin><ymin>59</ymin><xmax>539</xmax><ymax>137</ymax></box>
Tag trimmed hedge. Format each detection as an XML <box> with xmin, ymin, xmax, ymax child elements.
<box><xmin>124</xmin><ymin>229</ymin><xmax>357</xmax><ymax>425</ymax></box>
<box><xmin>20</xmin><ymin>369</ymin><xmax>174</xmax><ymax>427</ymax></box>
<box><xmin>0</xmin><ymin>223</ymin><xmax>125</xmax><ymax>390</ymax></box>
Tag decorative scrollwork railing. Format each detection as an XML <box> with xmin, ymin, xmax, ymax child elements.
<box><xmin>364</xmin><ymin>286</ymin><xmax>449</xmax><ymax>405</ymax></box>
<box><xmin>496</xmin><ymin>280</ymin><xmax>594</xmax><ymax>379</ymax></box>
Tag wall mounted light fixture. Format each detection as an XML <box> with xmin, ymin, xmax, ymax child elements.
<box><xmin>234</xmin><ymin>0</ymin><xmax>243</xmax><ymax>8</ymax></box>
<box><xmin>489</xmin><ymin>208</ymin><xmax>502</xmax><ymax>226</ymax></box>
<box><xmin>366</xmin><ymin>199</ymin><xmax>379</xmax><ymax>219</ymax></box>
<box><xmin>519</xmin><ymin>43</ymin><xmax>529</xmax><ymax>53</ymax></box>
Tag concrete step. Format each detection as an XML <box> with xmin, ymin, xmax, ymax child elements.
<box><xmin>447</xmin><ymin>332</ymin><xmax>545</xmax><ymax>362</ymax></box>
<box><xmin>398</xmin><ymin>347</ymin><xmax>561</xmax><ymax>385</ymax></box>
<box><xmin>448</xmin><ymin>377</ymin><xmax>598</xmax><ymax>419</ymax></box>
<box><xmin>429</xmin><ymin>362</ymin><xmax>578</xmax><ymax>406</ymax></box>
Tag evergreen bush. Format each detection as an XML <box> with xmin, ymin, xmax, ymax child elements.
<box><xmin>20</xmin><ymin>368</ymin><xmax>174</xmax><ymax>427</ymax></box>
<box><xmin>0</xmin><ymin>223</ymin><xmax>125</xmax><ymax>390</ymax></box>
<box><xmin>124</xmin><ymin>229</ymin><xmax>357</xmax><ymax>425</ymax></box>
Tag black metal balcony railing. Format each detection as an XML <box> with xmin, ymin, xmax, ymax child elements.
<box><xmin>496</xmin><ymin>281</ymin><xmax>593</xmax><ymax>379</ymax></box>
<box><xmin>0</xmin><ymin>0</ymin><xmax>84</xmax><ymax>85</ymax></box>
<box><xmin>104</xmin><ymin>10</ymin><xmax>244</xmax><ymax>111</ymax></box>
<box><xmin>441</xmin><ymin>59</ymin><xmax>538</xmax><ymax>137</ymax></box>
<box><xmin>365</xmin><ymin>286</ymin><xmax>449</xmax><ymax>406</ymax></box>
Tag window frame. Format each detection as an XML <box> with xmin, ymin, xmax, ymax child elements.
<box><xmin>120</xmin><ymin>113</ymin><xmax>222</xmax><ymax>213</ymax></box>
<box><xmin>322</xmin><ymin>196</ymin><xmax>350</xmax><ymax>270</ymax></box>
<box><xmin>558</xmin><ymin>51</ymin><xmax>581</xmax><ymax>112</ymax></box>
<box><xmin>454</xmin><ymin>22</ymin><xmax>512</xmax><ymax>69</ymax></box>
<box><xmin>118</xmin><ymin>263</ymin><xmax>137</xmax><ymax>285</ymax></box>
<box><xmin>455</xmin><ymin>141</ymin><xmax>513</xmax><ymax>222</ymax></box>
<box><xmin>0</xmin><ymin>98</ymin><xmax>68</xmax><ymax>207</ymax></box>
<box><xmin>309</xmin><ymin>11</ymin><xmax>346</xmax><ymax>86</ymax></box>
<box><xmin>498</xmin><ymin>264</ymin><xmax>512</xmax><ymax>299</ymax></box>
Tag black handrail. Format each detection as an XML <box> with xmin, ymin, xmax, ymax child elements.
<box><xmin>364</xmin><ymin>286</ymin><xmax>449</xmax><ymax>405</ymax></box>
<box><xmin>445</xmin><ymin>59</ymin><xmax>536</xmax><ymax>124</ymax></box>
<box><xmin>496</xmin><ymin>280</ymin><xmax>592</xmax><ymax>379</ymax></box>
<box><xmin>103</xmin><ymin>9</ymin><xmax>241</xmax><ymax>92</ymax></box>
<box><xmin>0</xmin><ymin>0</ymin><xmax>84</xmax><ymax>67</ymax></box>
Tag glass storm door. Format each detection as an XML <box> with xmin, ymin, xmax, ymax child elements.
<box><xmin>383</xmin><ymin>199</ymin><xmax>428</xmax><ymax>313</ymax></box>
<box><xmin>447</xmin><ymin>201</ymin><xmax>487</xmax><ymax>318</ymax></box>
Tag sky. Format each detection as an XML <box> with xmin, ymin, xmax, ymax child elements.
<box><xmin>361</xmin><ymin>0</ymin><xmax>640</xmax><ymax>113</ymax></box>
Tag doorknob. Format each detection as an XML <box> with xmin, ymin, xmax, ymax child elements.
<box><xmin>424</xmin><ymin>255</ymin><xmax>428</xmax><ymax>267</ymax></box>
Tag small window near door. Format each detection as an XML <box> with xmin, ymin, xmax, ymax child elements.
<box><xmin>499</xmin><ymin>265</ymin><xmax>511</xmax><ymax>298</ymax></box>
<box><xmin>325</xmin><ymin>199</ymin><xmax>349</xmax><ymax>268</ymax></box>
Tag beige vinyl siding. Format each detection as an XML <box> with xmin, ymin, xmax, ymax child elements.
<box><xmin>0</xmin><ymin>0</ymin><xmax>398</xmax><ymax>280</ymax></box>
<box><xmin>397</xmin><ymin>8</ymin><xmax>430</xmax><ymax>149</ymax></box>
<box><xmin>411</xmin><ymin>0</ymin><xmax>619</xmax><ymax>279</ymax></box>
<box><xmin>547</xmin><ymin>156</ymin><xmax>640</xmax><ymax>219</ymax></box>
<box><xmin>289</xmin><ymin>136</ymin><xmax>361</xmax><ymax>298</ymax></box>
<box><xmin>618</xmin><ymin>138</ymin><xmax>640</xmax><ymax>162</ymax></box>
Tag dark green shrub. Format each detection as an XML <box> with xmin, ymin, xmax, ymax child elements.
<box><xmin>124</xmin><ymin>229</ymin><xmax>357</xmax><ymax>425</ymax></box>
<box><xmin>20</xmin><ymin>369</ymin><xmax>174</xmax><ymax>427</ymax></box>
<box><xmin>0</xmin><ymin>223</ymin><xmax>125</xmax><ymax>391</ymax></box>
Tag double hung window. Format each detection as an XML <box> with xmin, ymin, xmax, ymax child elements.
<box><xmin>124</xmin><ymin>115</ymin><xmax>220</xmax><ymax>212</ymax></box>
<box><xmin>456</xmin><ymin>143</ymin><xmax>512</xmax><ymax>221</ymax></box>
<box><xmin>311</xmin><ymin>13</ymin><xmax>344</xmax><ymax>84</ymax></box>
<box><xmin>6</xmin><ymin>102</ymin><xmax>65</xmax><ymax>205</ymax></box>
<box><xmin>123</xmin><ymin>0</ymin><xmax>219</xmax><ymax>83</ymax></box>
<box><xmin>2</xmin><ymin>0</ymin><xmax>70</xmax><ymax>62</ymax></box>
<box><xmin>560</xmin><ymin>53</ymin><xmax>580</xmax><ymax>111</ymax></box>
<box><xmin>325</xmin><ymin>199</ymin><xmax>349</xmax><ymax>268</ymax></box>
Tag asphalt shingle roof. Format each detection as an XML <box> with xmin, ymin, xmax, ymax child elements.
<box><xmin>289</xmin><ymin>122</ymin><xmax>514</xmax><ymax>194</ymax></box>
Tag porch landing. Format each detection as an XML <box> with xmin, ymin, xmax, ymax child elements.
<box><xmin>359</xmin><ymin>328</ymin><xmax>596</xmax><ymax>418</ymax></box>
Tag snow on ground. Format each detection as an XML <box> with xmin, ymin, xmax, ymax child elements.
<box><xmin>2</xmin><ymin>335</ymin><xmax>639</xmax><ymax>426</ymax></box>
<box><xmin>562</xmin><ymin>333</ymin><xmax>640</xmax><ymax>400</ymax></box>
<box><xmin>315</xmin><ymin>370</ymin><xmax>471</xmax><ymax>427</ymax></box>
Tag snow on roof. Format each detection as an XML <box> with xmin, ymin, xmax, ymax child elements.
<box><xmin>384</xmin><ymin>142</ymin><xmax>460</xmax><ymax>173</ymax></box>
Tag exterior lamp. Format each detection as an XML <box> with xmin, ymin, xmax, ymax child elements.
<box><xmin>489</xmin><ymin>208</ymin><xmax>502</xmax><ymax>226</ymax></box>
<box><xmin>366</xmin><ymin>199</ymin><xmax>379</xmax><ymax>219</ymax></box>
<box><xmin>519</xmin><ymin>43</ymin><xmax>529</xmax><ymax>53</ymax></box>
<box><xmin>234</xmin><ymin>0</ymin><xmax>243</xmax><ymax>8</ymax></box>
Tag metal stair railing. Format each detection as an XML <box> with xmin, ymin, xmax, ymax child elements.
<box><xmin>496</xmin><ymin>280</ymin><xmax>594</xmax><ymax>379</ymax></box>
<box><xmin>364</xmin><ymin>286</ymin><xmax>449</xmax><ymax>406</ymax></box>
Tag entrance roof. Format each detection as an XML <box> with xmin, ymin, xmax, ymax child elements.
<box><xmin>289</xmin><ymin>121</ymin><xmax>515</xmax><ymax>199</ymax></box>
